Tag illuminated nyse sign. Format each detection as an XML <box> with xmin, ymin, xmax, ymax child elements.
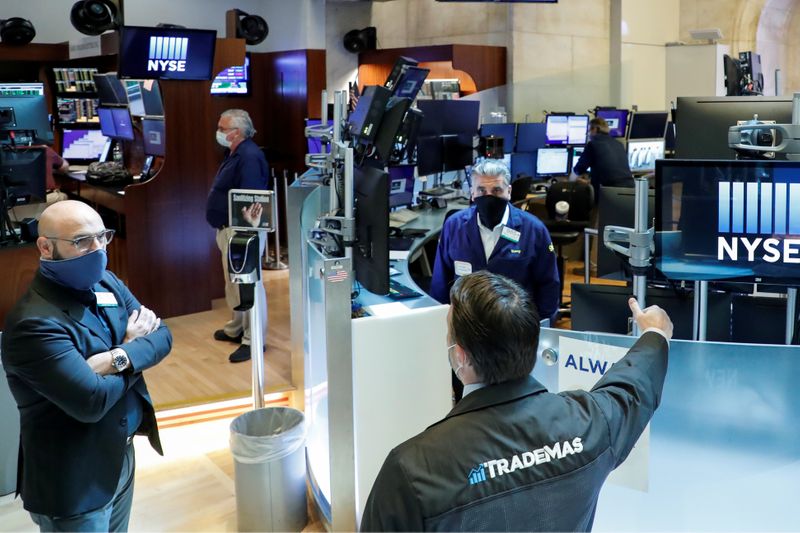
<box><xmin>147</xmin><ymin>36</ymin><xmax>187</xmax><ymax>73</ymax></box>
<box><xmin>718</xmin><ymin>181</ymin><xmax>800</xmax><ymax>263</ymax></box>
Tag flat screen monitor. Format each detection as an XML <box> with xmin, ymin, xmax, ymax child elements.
<box><xmin>61</xmin><ymin>129</ymin><xmax>109</xmax><ymax>162</ymax></box>
<box><xmin>0</xmin><ymin>148</ymin><xmax>47</xmax><ymax>206</ymax></box>
<box><xmin>0</xmin><ymin>83</ymin><xmax>45</xmax><ymax>96</ymax></box>
<box><xmin>97</xmin><ymin>107</ymin><xmax>134</xmax><ymax>140</ymax></box>
<box><xmin>595</xmin><ymin>108</ymin><xmax>629</xmax><ymax>137</ymax></box>
<box><xmin>628</xmin><ymin>111</ymin><xmax>669</xmax><ymax>140</ymax></box>
<box><xmin>0</xmin><ymin>94</ymin><xmax>52</xmax><ymax>144</ymax></box>
<box><xmin>392</xmin><ymin>66</ymin><xmax>429</xmax><ymax>100</ymax></box>
<box><xmin>142</xmin><ymin>118</ymin><xmax>165</xmax><ymax>156</ymax></box>
<box><xmin>571</xmin><ymin>146</ymin><xmax>589</xmax><ymax>172</ymax></box>
<box><xmin>598</xmin><ymin>186</ymin><xmax>655</xmax><ymax>278</ymax></box>
<box><xmin>627</xmin><ymin>139</ymin><xmax>664</xmax><ymax>172</ymax></box>
<box><xmin>515</xmin><ymin>122</ymin><xmax>547</xmax><ymax>152</ymax></box>
<box><xmin>511</xmin><ymin>152</ymin><xmax>535</xmax><ymax>180</ymax></box>
<box><xmin>118</xmin><ymin>26</ymin><xmax>217</xmax><ymax>80</ymax></box>
<box><xmin>416</xmin><ymin>135</ymin><xmax>443</xmax><ymax>176</ymax></box>
<box><xmin>211</xmin><ymin>54</ymin><xmax>250</xmax><ymax>95</ymax></box>
<box><xmin>536</xmin><ymin>147</ymin><xmax>570</xmax><ymax>176</ymax></box>
<box><xmin>354</xmin><ymin>165</ymin><xmax>390</xmax><ymax>295</ymax></box>
<box><xmin>125</xmin><ymin>81</ymin><xmax>145</xmax><ymax>116</ymax></box>
<box><xmin>416</xmin><ymin>100</ymin><xmax>480</xmax><ymax>137</ymax></box>
<box><xmin>480</xmin><ymin>123</ymin><xmax>516</xmax><ymax>154</ymax></box>
<box><xmin>94</xmin><ymin>73</ymin><xmax>128</xmax><ymax>106</ymax></box>
<box><xmin>674</xmin><ymin>96</ymin><xmax>793</xmax><ymax>160</ymax></box>
<box><xmin>655</xmin><ymin>159</ymin><xmax>800</xmax><ymax>285</ymax></box>
<box><xmin>545</xmin><ymin>114</ymin><xmax>589</xmax><ymax>145</ymax></box>
<box><xmin>388</xmin><ymin>165</ymin><xmax>415</xmax><ymax>208</ymax></box>
<box><xmin>442</xmin><ymin>133</ymin><xmax>474</xmax><ymax>171</ymax></box>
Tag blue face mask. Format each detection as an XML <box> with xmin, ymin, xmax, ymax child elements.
<box><xmin>40</xmin><ymin>249</ymin><xmax>108</xmax><ymax>291</ymax></box>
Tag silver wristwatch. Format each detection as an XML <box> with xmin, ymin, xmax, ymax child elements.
<box><xmin>110</xmin><ymin>348</ymin><xmax>129</xmax><ymax>373</ymax></box>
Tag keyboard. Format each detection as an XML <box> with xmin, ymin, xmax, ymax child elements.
<box><xmin>420</xmin><ymin>186</ymin><xmax>452</xmax><ymax>197</ymax></box>
<box><xmin>388</xmin><ymin>279</ymin><xmax>422</xmax><ymax>300</ymax></box>
<box><xmin>389</xmin><ymin>208</ymin><xmax>419</xmax><ymax>226</ymax></box>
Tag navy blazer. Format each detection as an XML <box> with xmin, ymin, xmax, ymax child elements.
<box><xmin>1</xmin><ymin>270</ymin><xmax>172</xmax><ymax>517</ymax></box>
<box><xmin>429</xmin><ymin>205</ymin><xmax>560</xmax><ymax>320</ymax></box>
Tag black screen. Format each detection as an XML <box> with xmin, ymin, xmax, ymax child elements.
<box><xmin>354</xmin><ymin>166</ymin><xmax>390</xmax><ymax>295</ymax></box>
<box><xmin>674</xmin><ymin>96</ymin><xmax>792</xmax><ymax>160</ymax></box>
<box><xmin>656</xmin><ymin>159</ymin><xmax>800</xmax><ymax>285</ymax></box>
<box><xmin>628</xmin><ymin>111</ymin><xmax>669</xmax><ymax>139</ymax></box>
<box><xmin>1</xmin><ymin>149</ymin><xmax>47</xmax><ymax>206</ymax></box>
<box><xmin>118</xmin><ymin>26</ymin><xmax>217</xmax><ymax>81</ymax></box>
<box><xmin>0</xmin><ymin>95</ymin><xmax>52</xmax><ymax>143</ymax></box>
<box><xmin>95</xmin><ymin>73</ymin><xmax>128</xmax><ymax>106</ymax></box>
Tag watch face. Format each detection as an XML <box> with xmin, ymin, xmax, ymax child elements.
<box><xmin>112</xmin><ymin>353</ymin><xmax>128</xmax><ymax>371</ymax></box>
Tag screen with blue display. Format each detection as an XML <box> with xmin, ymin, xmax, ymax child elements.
<box><xmin>595</xmin><ymin>108</ymin><xmax>629</xmax><ymax>137</ymax></box>
<box><xmin>545</xmin><ymin>114</ymin><xmax>589</xmax><ymax>145</ymax></box>
<box><xmin>480</xmin><ymin>123</ymin><xmax>516</xmax><ymax>154</ymax></box>
<box><xmin>97</xmin><ymin>107</ymin><xmax>134</xmax><ymax>140</ymax></box>
<box><xmin>656</xmin><ymin>159</ymin><xmax>800</xmax><ymax>285</ymax></box>
<box><xmin>118</xmin><ymin>26</ymin><xmax>217</xmax><ymax>80</ymax></box>
<box><xmin>511</xmin><ymin>152</ymin><xmax>535</xmax><ymax>180</ymax></box>
<box><xmin>516</xmin><ymin>122</ymin><xmax>547</xmax><ymax>152</ymax></box>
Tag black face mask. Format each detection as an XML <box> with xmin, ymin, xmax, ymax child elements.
<box><xmin>474</xmin><ymin>195</ymin><xmax>508</xmax><ymax>228</ymax></box>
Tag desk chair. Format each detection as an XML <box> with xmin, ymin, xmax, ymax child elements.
<box><xmin>543</xmin><ymin>181</ymin><xmax>594</xmax><ymax>317</ymax></box>
<box><xmin>510</xmin><ymin>176</ymin><xmax>534</xmax><ymax>204</ymax></box>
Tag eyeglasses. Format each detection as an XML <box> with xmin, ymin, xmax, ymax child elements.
<box><xmin>47</xmin><ymin>229</ymin><xmax>115</xmax><ymax>252</ymax></box>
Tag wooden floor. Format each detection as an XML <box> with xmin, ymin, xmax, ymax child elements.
<box><xmin>146</xmin><ymin>269</ymin><xmax>293</xmax><ymax>410</ymax></box>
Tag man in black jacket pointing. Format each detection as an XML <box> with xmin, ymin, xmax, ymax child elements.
<box><xmin>361</xmin><ymin>271</ymin><xmax>672</xmax><ymax>532</ymax></box>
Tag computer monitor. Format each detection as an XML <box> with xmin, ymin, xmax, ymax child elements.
<box><xmin>595</xmin><ymin>108</ymin><xmax>629</xmax><ymax>137</ymax></box>
<box><xmin>416</xmin><ymin>135</ymin><xmax>443</xmax><ymax>177</ymax></box>
<box><xmin>125</xmin><ymin>81</ymin><xmax>145</xmax><ymax>116</ymax></box>
<box><xmin>627</xmin><ymin>139</ymin><xmax>664</xmax><ymax>172</ymax></box>
<box><xmin>628</xmin><ymin>111</ymin><xmax>669</xmax><ymax>140</ymax></box>
<box><xmin>510</xmin><ymin>152</ymin><xmax>535</xmax><ymax>180</ymax></box>
<box><xmin>655</xmin><ymin>158</ymin><xmax>800</xmax><ymax>286</ymax></box>
<box><xmin>416</xmin><ymin>100</ymin><xmax>480</xmax><ymax>137</ymax></box>
<box><xmin>545</xmin><ymin>114</ymin><xmax>589</xmax><ymax>145</ymax></box>
<box><xmin>210</xmin><ymin>54</ymin><xmax>250</xmax><ymax>96</ymax></box>
<box><xmin>674</xmin><ymin>96</ymin><xmax>793</xmax><ymax>160</ymax></box>
<box><xmin>141</xmin><ymin>81</ymin><xmax>164</xmax><ymax>116</ymax></box>
<box><xmin>535</xmin><ymin>147</ymin><xmax>570</xmax><ymax>177</ymax></box>
<box><xmin>0</xmin><ymin>94</ymin><xmax>53</xmax><ymax>143</ymax></box>
<box><xmin>94</xmin><ymin>73</ymin><xmax>128</xmax><ymax>106</ymax></box>
<box><xmin>480</xmin><ymin>123</ymin><xmax>517</xmax><ymax>154</ymax></box>
<box><xmin>142</xmin><ymin>118</ymin><xmax>165</xmax><ymax>156</ymax></box>
<box><xmin>118</xmin><ymin>26</ymin><xmax>217</xmax><ymax>81</ymax></box>
<box><xmin>515</xmin><ymin>122</ymin><xmax>547</xmax><ymax>152</ymax></box>
<box><xmin>353</xmin><ymin>165</ymin><xmax>390</xmax><ymax>295</ymax></box>
<box><xmin>571</xmin><ymin>283</ymin><xmax>732</xmax><ymax>341</ymax></box>
<box><xmin>61</xmin><ymin>129</ymin><xmax>110</xmax><ymax>163</ymax></box>
<box><xmin>392</xmin><ymin>66</ymin><xmax>429</xmax><ymax>100</ymax></box>
<box><xmin>97</xmin><ymin>107</ymin><xmax>134</xmax><ymax>140</ymax></box>
<box><xmin>0</xmin><ymin>82</ymin><xmax>45</xmax><ymax>96</ymax></box>
<box><xmin>441</xmin><ymin>133</ymin><xmax>474</xmax><ymax>171</ymax></box>
<box><xmin>0</xmin><ymin>148</ymin><xmax>47</xmax><ymax>206</ymax></box>
<box><xmin>571</xmin><ymin>146</ymin><xmax>589</xmax><ymax>172</ymax></box>
<box><xmin>388</xmin><ymin>165</ymin><xmax>415</xmax><ymax>208</ymax></box>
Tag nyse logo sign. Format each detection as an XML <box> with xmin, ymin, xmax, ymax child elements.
<box><xmin>147</xmin><ymin>36</ymin><xmax>188</xmax><ymax>73</ymax></box>
<box><xmin>717</xmin><ymin>182</ymin><xmax>800</xmax><ymax>263</ymax></box>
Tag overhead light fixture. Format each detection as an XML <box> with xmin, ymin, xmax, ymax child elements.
<box><xmin>0</xmin><ymin>17</ymin><xmax>36</xmax><ymax>45</ymax></box>
<box><xmin>70</xmin><ymin>0</ymin><xmax>120</xmax><ymax>36</ymax></box>
<box><xmin>234</xmin><ymin>9</ymin><xmax>268</xmax><ymax>45</ymax></box>
<box><xmin>689</xmin><ymin>28</ymin><xmax>723</xmax><ymax>43</ymax></box>
<box><xmin>343</xmin><ymin>27</ymin><xmax>377</xmax><ymax>54</ymax></box>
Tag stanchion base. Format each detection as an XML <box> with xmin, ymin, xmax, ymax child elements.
<box><xmin>265</xmin><ymin>261</ymin><xmax>288</xmax><ymax>270</ymax></box>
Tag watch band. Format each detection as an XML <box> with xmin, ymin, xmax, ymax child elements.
<box><xmin>110</xmin><ymin>348</ymin><xmax>129</xmax><ymax>373</ymax></box>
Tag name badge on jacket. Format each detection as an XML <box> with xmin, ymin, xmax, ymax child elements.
<box><xmin>501</xmin><ymin>226</ymin><xmax>521</xmax><ymax>243</ymax></box>
<box><xmin>95</xmin><ymin>292</ymin><xmax>119</xmax><ymax>307</ymax></box>
<box><xmin>454</xmin><ymin>261</ymin><xmax>472</xmax><ymax>276</ymax></box>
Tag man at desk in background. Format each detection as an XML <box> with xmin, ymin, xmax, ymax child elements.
<box><xmin>2</xmin><ymin>200</ymin><xmax>172</xmax><ymax>532</ymax></box>
<box><xmin>430</xmin><ymin>159</ymin><xmax>560</xmax><ymax>321</ymax></box>
<box><xmin>361</xmin><ymin>271</ymin><xmax>672</xmax><ymax>532</ymax></box>
<box><xmin>205</xmin><ymin>109</ymin><xmax>270</xmax><ymax>363</ymax></box>
<box><xmin>570</xmin><ymin>117</ymin><xmax>633</xmax><ymax>201</ymax></box>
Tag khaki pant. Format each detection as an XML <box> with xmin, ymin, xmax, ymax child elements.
<box><xmin>216</xmin><ymin>227</ymin><xmax>268</xmax><ymax>346</ymax></box>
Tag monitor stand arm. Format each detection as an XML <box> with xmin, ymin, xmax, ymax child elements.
<box><xmin>0</xmin><ymin>176</ymin><xmax>21</xmax><ymax>246</ymax></box>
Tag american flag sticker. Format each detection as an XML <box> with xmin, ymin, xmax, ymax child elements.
<box><xmin>327</xmin><ymin>268</ymin><xmax>349</xmax><ymax>283</ymax></box>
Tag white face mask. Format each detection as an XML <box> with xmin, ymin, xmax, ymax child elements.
<box><xmin>447</xmin><ymin>344</ymin><xmax>464</xmax><ymax>381</ymax></box>
<box><xmin>216</xmin><ymin>130</ymin><xmax>232</xmax><ymax>148</ymax></box>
